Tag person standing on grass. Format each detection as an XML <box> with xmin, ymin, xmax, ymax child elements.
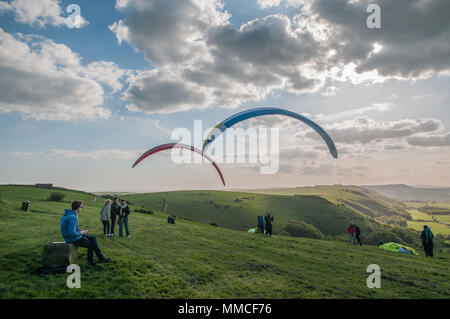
<box><xmin>264</xmin><ymin>212</ymin><xmax>274</xmax><ymax>237</ymax></box>
<box><xmin>355</xmin><ymin>224</ymin><xmax>362</xmax><ymax>246</ymax></box>
<box><xmin>118</xmin><ymin>199</ymin><xmax>131</xmax><ymax>238</ymax></box>
<box><xmin>421</xmin><ymin>225</ymin><xmax>434</xmax><ymax>257</ymax></box>
<box><xmin>257</xmin><ymin>216</ymin><xmax>262</xmax><ymax>234</ymax></box>
<box><xmin>347</xmin><ymin>223</ymin><xmax>356</xmax><ymax>244</ymax></box>
<box><xmin>60</xmin><ymin>200</ymin><xmax>111</xmax><ymax>265</ymax></box>
<box><xmin>110</xmin><ymin>197</ymin><xmax>120</xmax><ymax>237</ymax></box>
<box><xmin>99</xmin><ymin>199</ymin><xmax>111</xmax><ymax>236</ymax></box>
<box><xmin>261</xmin><ymin>215</ymin><xmax>265</xmax><ymax>234</ymax></box>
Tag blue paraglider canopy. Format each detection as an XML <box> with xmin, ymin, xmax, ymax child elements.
<box><xmin>202</xmin><ymin>107</ymin><xmax>338</xmax><ymax>159</ymax></box>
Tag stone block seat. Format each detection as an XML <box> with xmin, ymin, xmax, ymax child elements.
<box><xmin>42</xmin><ymin>242</ymin><xmax>78</xmax><ymax>267</ymax></box>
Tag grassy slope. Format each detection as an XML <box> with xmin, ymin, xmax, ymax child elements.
<box><xmin>0</xmin><ymin>185</ymin><xmax>449</xmax><ymax>299</ymax></box>
<box><xmin>126</xmin><ymin>190</ymin><xmax>381</xmax><ymax>237</ymax></box>
<box><xmin>247</xmin><ymin>185</ymin><xmax>409</xmax><ymax>219</ymax></box>
<box><xmin>405</xmin><ymin>203</ymin><xmax>450</xmax><ymax>235</ymax></box>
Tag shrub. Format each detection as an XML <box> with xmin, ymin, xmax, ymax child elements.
<box><xmin>210</xmin><ymin>223</ymin><xmax>218</xmax><ymax>227</ymax></box>
<box><xmin>47</xmin><ymin>192</ymin><xmax>65</xmax><ymax>201</ymax></box>
<box><xmin>284</xmin><ymin>220</ymin><xmax>324</xmax><ymax>239</ymax></box>
<box><xmin>134</xmin><ymin>208</ymin><xmax>154</xmax><ymax>214</ymax></box>
<box><xmin>364</xmin><ymin>230</ymin><xmax>404</xmax><ymax>246</ymax></box>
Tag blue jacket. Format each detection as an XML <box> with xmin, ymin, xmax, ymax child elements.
<box><xmin>60</xmin><ymin>209</ymin><xmax>83</xmax><ymax>243</ymax></box>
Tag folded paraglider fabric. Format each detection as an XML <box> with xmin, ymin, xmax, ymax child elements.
<box><xmin>248</xmin><ymin>228</ymin><xmax>257</xmax><ymax>233</ymax></box>
<box><xmin>379</xmin><ymin>242</ymin><xmax>417</xmax><ymax>255</ymax></box>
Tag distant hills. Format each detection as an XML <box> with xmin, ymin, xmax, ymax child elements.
<box><xmin>362</xmin><ymin>184</ymin><xmax>450</xmax><ymax>202</ymax></box>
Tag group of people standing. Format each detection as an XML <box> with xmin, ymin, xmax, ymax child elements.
<box><xmin>347</xmin><ymin>222</ymin><xmax>362</xmax><ymax>245</ymax></box>
<box><xmin>99</xmin><ymin>197</ymin><xmax>131</xmax><ymax>238</ymax></box>
<box><xmin>257</xmin><ymin>212</ymin><xmax>274</xmax><ymax>236</ymax></box>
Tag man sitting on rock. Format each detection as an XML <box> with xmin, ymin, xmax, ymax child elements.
<box><xmin>60</xmin><ymin>200</ymin><xmax>112</xmax><ymax>266</ymax></box>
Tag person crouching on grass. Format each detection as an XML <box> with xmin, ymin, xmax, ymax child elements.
<box><xmin>118</xmin><ymin>199</ymin><xmax>131</xmax><ymax>238</ymax></box>
<box><xmin>60</xmin><ymin>200</ymin><xmax>112</xmax><ymax>265</ymax></box>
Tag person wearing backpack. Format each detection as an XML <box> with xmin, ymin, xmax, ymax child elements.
<box><xmin>118</xmin><ymin>199</ymin><xmax>131</xmax><ymax>238</ymax></box>
<box><xmin>355</xmin><ymin>224</ymin><xmax>362</xmax><ymax>246</ymax></box>
<box><xmin>257</xmin><ymin>216</ymin><xmax>263</xmax><ymax>234</ymax></box>
<box><xmin>421</xmin><ymin>225</ymin><xmax>434</xmax><ymax>257</ymax></box>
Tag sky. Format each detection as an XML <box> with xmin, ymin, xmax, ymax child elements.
<box><xmin>0</xmin><ymin>0</ymin><xmax>449</xmax><ymax>192</ymax></box>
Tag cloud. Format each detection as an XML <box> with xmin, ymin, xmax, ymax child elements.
<box><xmin>300</xmin><ymin>163</ymin><xmax>334</xmax><ymax>176</ymax></box>
<box><xmin>0</xmin><ymin>29</ymin><xmax>126</xmax><ymax>121</ymax></box>
<box><xmin>111</xmin><ymin>0</ymin><xmax>229</xmax><ymax>66</ymax></box>
<box><xmin>257</xmin><ymin>0</ymin><xmax>302</xmax><ymax>9</ymax></box>
<box><xmin>407</xmin><ymin>133</ymin><xmax>450</xmax><ymax>147</ymax></box>
<box><xmin>280</xmin><ymin>147</ymin><xmax>318</xmax><ymax>159</ymax></box>
<box><xmin>306</xmin><ymin>0</ymin><xmax>450</xmax><ymax>78</ymax></box>
<box><xmin>110</xmin><ymin>0</ymin><xmax>450</xmax><ymax>114</ymax></box>
<box><xmin>316</xmin><ymin>103</ymin><xmax>391</xmax><ymax>121</ymax></box>
<box><xmin>111</xmin><ymin>1</ymin><xmax>327</xmax><ymax>114</ymax></box>
<box><xmin>384</xmin><ymin>144</ymin><xmax>405</xmax><ymax>151</ymax></box>
<box><xmin>10</xmin><ymin>149</ymin><xmax>143</xmax><ymax>160</ymax></box>
<box><xmin>0</xmin><ymin>0</ymin><xmax>88</xmax><ymax>27</ymax></box>
<box><xmin>82</xmin><ymin>61</ymin><xmax>129</xmax><ymax>94</ymax></box>
<box><xmin>306</xmin><ymin>117</ymin><xmax>442</xmax><ymax>144</ymax></box>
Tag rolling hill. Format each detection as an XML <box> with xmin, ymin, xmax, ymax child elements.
<box><xmin>126</xmin><ymin>190</ymin><xmax>382</xmax><ymax>238</ymax></box>
<box><xmin>363</xmin><ymin>184</ymin><xmax>450</xmax><ymax>202</ymax></box>
<box><xmin>0</xmin><ymin>185</ymin><xmax>449</xmax><ymax>299</ymax></box>
<box><xmin>247</xmin><ymin>185</ymin><xmax>411</xmax><ymax>219</ymax></box>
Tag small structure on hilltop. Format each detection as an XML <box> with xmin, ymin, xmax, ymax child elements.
<box><xmin>35</xmin><ymin>183</ymin><xmax>53</xmax><ymax>189</ymax></box>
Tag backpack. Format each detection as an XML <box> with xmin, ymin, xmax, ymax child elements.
<box><xmin>425</xmin><ymin>229</ymin><xmax>434</xmax><ymax>243</ymax></box>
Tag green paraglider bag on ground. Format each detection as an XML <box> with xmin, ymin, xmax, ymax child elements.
<box><xmin>379</xmin><ymin>242</ymin><xmax>417</xmax><ymax>255</ymax></box>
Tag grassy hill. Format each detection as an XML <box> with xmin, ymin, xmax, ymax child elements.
<box><xmin>247</xmin><ymin>185</ymin><xmax>410</xmax><ymax>219</ymax></box>
<box><xmin>1</xmin><ymin>185</ymin><xmax>449</xmax><ymax>299</ymax></box>
<box><xmin>126</xmin><ymin>190</ymin><xmax>382</xmax><ymax>238</ymax></box>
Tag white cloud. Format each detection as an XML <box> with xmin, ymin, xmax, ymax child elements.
<box><xmin>316</xmin><ymin>103</ymin><xmax>391</xmax><ymax>121</ymax></box>
<box><xmin>110</xmin><ymin>0</ymin><xmax>450</xmax><ymax>115</ymax></box>
<box><xmin>306</xmin><ymin>117</ymin><xmax>442</xmax><ymax>144</ymax></box>
<box><xmin>10</xmin><ymin>149</ymin><xmax>143</xmax><ymax>160</ymax></box>
<box><xmin>0</xmin><ymin>0</ymin><xmax>88</xmax><ymax>27</ymax></box>
<box><xmin>82</xmin><ymin>61</ymin><xmax>129</xmax><ymax>94</ymax></box>
<box><xmin>0</xmin><ymin>29</ymin><xmax>127</xmax><ymax>121</ymax></box>
<box><xmin>407</xmin><ymin>133</ymin><xmax>450</xmax><ymax>147</ymax></box>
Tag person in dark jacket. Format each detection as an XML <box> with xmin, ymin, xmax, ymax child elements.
<box><xmin>110</xmin><ymin>197</ymin><xmax>120</xmax><ymax>236</ymax></box>
<box><xmin>257</xmin><ymin>216</ymin><xmax>262</xmax><ymax>234</ymax></box>
<box><xmin>168</xmin><ymin>215</ymin><xmax>176</xmax><ymax>224</ymax></box>
<box><xmin>60</xmin><ymin>200</ymin><xmax>111</xmax><ymax>265</ymax></box>
<box><xmin>421</xmin><ymin>225</ymin><xmax>434</xmax><ymax>257</ymax></box>
<box><xmin>264</xmin><ymin>212</ymin><xmax>274</xmax><ymax>237</ymax></box>
<box><xmin>355</xmin><ymin>224</ymin><xmax>362</xmax><ymax>246</ymax></box>
<box><xmin>118</xmin><ymin>199</ymin><xmax>131</xmax><ymax>238</ymax></box>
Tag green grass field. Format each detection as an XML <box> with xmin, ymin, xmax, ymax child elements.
<box><xmin>407</xmin><ymin>209</ymin><xmax>433</xmax><ymax>221</ymax></box>
<box><xmin>407</xmin><ymin>221</ymin><xmax>450</xmax><ymax>235</ymax></box>
<box><xmin>0</xmin><ymin>185</ymin><xmax>449</xmax><ymax>299</ymax></box>
<box><xmin>405</xmin><ymin>203</ymin><xmax>450</xmax><ymax>235</ymax></box>
<box><xmin>126</xmin><ymin>190</ymin><xmax>381</xmax><ymax>238</ymax></box>
<box><xmin>249</xmin><ymin>185</ymin><xmax>410</xmax><ymax>219</ymax></box>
